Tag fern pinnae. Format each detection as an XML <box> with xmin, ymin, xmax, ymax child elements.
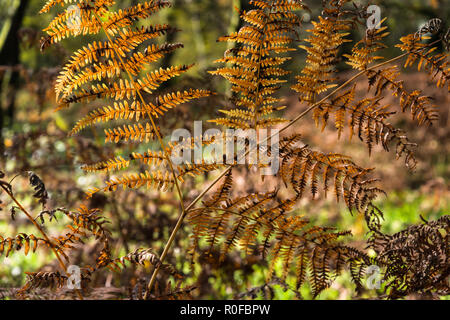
<box><xmin>71</xmin><ymin>87</ymin><xmax>211</xmax><ymax>136</ymax></box>
<box><xmin>211</xmin><ymin>0</ymin><xmax>305</xmax><ymax>130</ymax></box>
<box><xmin>0</xmin><ymin>234</ymin><xmax>44</xmax><ymax>258</ymax></box>
<box><xmin>102</xmin><ymin>170</ymin><xmax>175</xmax><ymax>194</ymax></box>
<box><xmin>104</xmin><ymin>123</ymin><xmax>158</xmax><ymax>143</ymax></box>
<box><xmin>397</xmin><ymin>33</ymin><xmax>450</xmax><ymax>90</ymax></box>
<box><xmin>69</xmin><ymin>100</ymin><xmax>142</xmax><ymax>136</ymax></box>
<box><xmin>81</xmin><ymin>156</ymin><xmax>131</xmax><ymax>173</ymax></box>
<box><xmin>221</xmin><ymin>191</ymin><xmax>276</xmax><ymax>261</ymax></box>
<box><xmin>57</xmin><ymin>40</ymin><xmax>183</xmax><ymax>98</ymax></box>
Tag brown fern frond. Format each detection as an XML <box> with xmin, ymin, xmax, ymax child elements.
<box><xmin>22</xmin><ymin>271</ymin><xmax>69</xmax><ymax>291</ymax></box>
<box><xmin>300</xmin><ymin>16</ymin><xmax>438</xmax><ymax>171</ymax></box>
<box><xmin>344</xmin><ymin>18</ymin><xmax>389</xmax><ymax>71</ymax></box>
<box><xmin>342</xmin><ymin>19</ymin><xmax>441</xmax><ymax>126</ymax></box>
<box><xmin>279</xmin><ymin>139</ymin><xmax>384</xmax><ymax>215</ymax></box>
<box><xmin>397</xmin><ymin>33</ymin><xmax>450</xmax><ymax>91</ymax></box>
<box><xmin>210</xmin><ymin>0</ymin><xmax>306</xmax><ymax>129</ymax></box>
<box><xmin>292</xmin><ymin>3</ymin><xmax>353</xmax><ymax>104</ymax></box>
<box><xmin>19</xmin><ymin>270</ymin><xmax>92</xmax><ymax>294</ymax></box>
<box><xmin>366</xmin><ymin>66</ymin><xmax>439</xmax><ymax>125</ymax></box>
<box><xmin>187</xmin><ymin>178</ymin><xmax>371</xmax><ymax>297</ymax></box>
<box><xmin>150</xmin><ymin>281</ymin><xmax>196</xmax><ymax>300</ymax></box>
<box><xmin>312</xmin><ymin>86</ymin><xmax>419</xmax><ymax>168</ymax></box>
<box><xmin>372</xmin><ymin>215</ymin><xmax>449</xmax><ymax>299</ymax></box>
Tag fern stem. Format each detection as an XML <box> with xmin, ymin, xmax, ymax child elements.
<box><xmin>90</xmin><ymin>11</ymin><xmax>188</xmax><ymax>299</ymax></box>
<box><xmin>0</xmin><ymin>184</ymin><xmax>84</xmax><ymax>300</ymax></box>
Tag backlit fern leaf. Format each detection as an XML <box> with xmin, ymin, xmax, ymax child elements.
<box><xmin>104</xmin><ymin>123</ymin><xmax>158</xmax><ymax>143</ymax></box>
<box><xmin>397</xmin><ymin>33</ymin><xmax>450</xmax><ymax>91</ymax></box>
<box><xmin>292</xmin><ymin>1</ymin><xmax>353</xmax><ymax>104</ymax></box>
<box><xmin>42</xmin><ymin>0</ymin><xmax>213</xmax><ymax>198</ymax></box>
<box><xmin>210</xmin><ymin>0</ymin><xmax>305</xmax><ymax>130</ymax></box>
